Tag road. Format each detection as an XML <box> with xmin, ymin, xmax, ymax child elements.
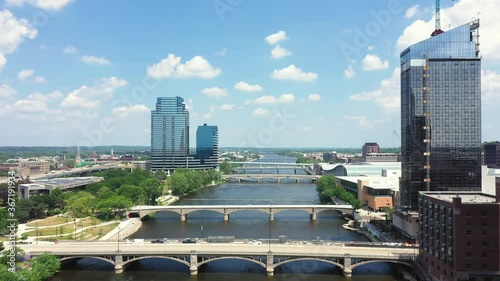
<box><xmin>20</xmin><ymin>241</ymin><xmax>417</xmax><ymax>258</ymax></box>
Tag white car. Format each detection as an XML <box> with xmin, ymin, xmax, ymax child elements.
<box><xmin>250</xmin><ymin>240</ymin><xmax>262</xmax><ymax>244</ymax></box>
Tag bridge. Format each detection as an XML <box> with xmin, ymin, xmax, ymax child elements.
<box><xmin>222</xmin><ymin>174</ymin><xmax>319</xmax><ymax>183</ymax></box>
<box><xmin>226</xmin><ymin>162</ymin><xmax>316</xmax><ymax>175</ymax></box>
<box><xmin>21</xmin><ymin>242</ymin><xmax>417</xmax><ymax>277</ymax></box>
<box><xmin>127</xmin><ymin>204</ymin><xmax>352</xmax><ymax>221</ymax></box>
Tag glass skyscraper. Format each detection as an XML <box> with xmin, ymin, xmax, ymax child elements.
<box><xmin>151</xmin><ymin>97</ymin><xmax>190</xmax><ymax>171</ymax></box>
<box><xmin>400</xmin><ymin>20</ymin><xmax>482</xmax><ymax>210</ymax></box>
<box><xmin>196</xmin><ymin>124</ymin><xmax>219</xmax><ymax>161</ymax></box>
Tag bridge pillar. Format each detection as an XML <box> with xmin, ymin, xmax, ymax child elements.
<box><xmin>224</xmin><ymin>213</ymin><xmax>229</xmax><ymax>221</ymax></box>
<box><xmin>115</xmin><ymin>254</ymin><xmax>123</xmax><ymax>273</ymax></box>
<box><xmin>343</xmin><ymin>255</ymin><xmax>352</xmax><ymax>277</ymax></box>
<box><xmin>180</xmin><ymin>214</ymin><xmax>186</xmax><ymax>221</ymax></box>
<box><xmin>266</xmin><ymin>252</ymin><xmax>274</xmax><ymax>276</ymax></box>
<box><xmin>277</xmin><ymin>177</ymin><xmax>280</xmax><ymax>183</ymax></box>
<box><xmin>189</xmin><ymin>253</ymin><xmax>198</xmax><ymax>275</ymax></box>
<box><xmin>310</xmin><ymin>213</ymin><xmax>317</xmax><ymax>221</ymax></box>
<box><xmin>269</xmin><ymin>213</ymin><xmax>274</xmax><ymax>221</ymax></box>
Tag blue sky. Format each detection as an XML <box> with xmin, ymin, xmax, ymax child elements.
<box><xmin>1</xmin><ymin>0</ymin><xmax>500</xmax><ymax>148</ymax></box>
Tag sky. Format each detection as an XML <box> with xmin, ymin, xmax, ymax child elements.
<box><xmin>1</xmin><ymin>0</ymin><xmax>500</xmax><ymax>148</ymax></box>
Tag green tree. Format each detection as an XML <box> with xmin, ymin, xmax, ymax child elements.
<box><xmin>154</xmin><ymin>170</ymin><xmax>168</xmax><ymax>181</ymax></box>
<box><xmin>65</xmin><ymin>191</ymin><xmax>94</xmax><ymax>217</ymax></box>
<box><xmin>219</xmin><ymin>161</ymin><xmax>233</xmax><ymax>174</ymax></box>
<box><xmin>117</xmin><ymin>184</ymin><xmax>145</xmax><ymax>204</ymax></box>
<box><xmin>63</xmin><ymin>159</ymin><xmax>76</xmax><ymax>168</ymax></box>
<box><xmin>96</xmin><ymin>195</ymin><xmax>133</xmax><ymax>219</ymax></box>
<box><xmin>140</xmin><ymin>178</ymin><xmax>163</xmax><ymax>205</ymax></box>
<box><xmin>30</xmin><ymin>254</ymin><xmax>61</xmax><ymax>281</ymax></box>
<box><xmin>96</xmin><ymin>186</ymin><xmax>115</xmax><ymax>200</ymax></box>
<box><xmin>169</xmin><ymin>172</ymin><xmax>189</xmax><ymax>196</ymax></box>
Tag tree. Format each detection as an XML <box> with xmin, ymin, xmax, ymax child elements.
<box><xmin>169</xmin><ymin>172</ymin><xmax>189</xmax><ymax>196</ymax></box>
<box><xmin>65</xmin><ymin>191</ymin><xmax>95</xmax><ymax>217</ymax></box>
<box><xmin>154</xmin><ymin>170</ymin><xmax>168</xmax><ymax>181</ymax></box>
<box><xmin>117</xmin><ymin>184</ymin><xmax>145</xmax><ymax>204</ymax></box>
<box><xmin>140</xmin><ymin>178</ymin><xmax>163</xmax><ymax>205</ymax></box>
<box><xmin>96</xmin><ymin>186</ymin><xmax>115</xmax><ymax>200</ymax></box>
<box><xmin>63</xmin><ymin>159</ymin><xmax>76</xmax><ymax>168</ymax></box>
<box><xmin>219</xmin><ymin>161</ymin><xmax>233</xmax><ymax>174</ymax></box>
<box><xmin>30</xmin><ymin>254</ymin><xmax>61</xmax><ymax>281</ymax></box>
<box><xmin>96</xmin><ymin>195</ymin><xmax>132</xmax><ymax>219</ymax></box>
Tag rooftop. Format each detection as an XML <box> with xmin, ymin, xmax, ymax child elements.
<box><xmin>422</xmin><ymin>192</ymin><xmax>497</xmax><ymax>204</ymax></box>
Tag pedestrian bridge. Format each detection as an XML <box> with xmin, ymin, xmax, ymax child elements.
<box><xmin>127</xmin><ymin>204</ymin><xmax>353</xmax><ymax>221</ymax></box>
<box><xmin>222</xmin><ymin>174</ymin><xmax>319</xmax><ymax>183</ymax></box>
<box><xmin>22</xmin><ymin>242</ymin><xmax>417</xmax><ymax>277</ymax></box>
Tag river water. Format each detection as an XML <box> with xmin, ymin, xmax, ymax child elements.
<box><xmin>50</xmin><ymin>182</ymin><xmax>404</xmax><ymax>281</ymax></box>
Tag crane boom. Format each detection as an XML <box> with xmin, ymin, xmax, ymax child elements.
<box><xmin>431</xmin><ymin>0</ymin><xmax>445</xmax><ymax>36</ymax></box>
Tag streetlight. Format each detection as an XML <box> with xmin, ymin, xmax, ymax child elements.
<box><xmin>117</xmin><ymin>227</ymin><xmax>121</xmax><ymax>252</ymax></box>
<box><xmin>201</xmin><ymin>219</ymin><xmax>204</xmax><ymax>241</ymax></box>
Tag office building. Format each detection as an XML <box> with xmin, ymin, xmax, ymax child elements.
<box><xmin>151</xmin><ymin>97</ymin><xmax>190</xmax><ymax>171</ymax></box>
<box><xmin>196</xmin><ymin>124</ymin><xmax>219</xmax><ymax>161</ymax></box>
<box><xmin>151</xmin><ymin>97</ymin><xmax>219</xmax><ymax>172</ymax></box>
<box><xmin>484</xmin><ymin>141</ymin><xmax>500</xmax><ymax>168</ymax></box>
<box><xmin>362</xmin><ymin>142</ymin><xmax>380</xmax><ymax>157</ymax></box>
<box><xmin>400</xmin><ymin>20</ymin><xmax>482</xmax><ymax>211</ymax></box>
<box><xmin>418</xmin><ymin>184</ymin><xmax>500</xmax><ymax>281</ymax></box>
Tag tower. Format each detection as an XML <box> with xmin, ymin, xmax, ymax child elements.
<box><xmin>400</xmin><ymin>20</ymin><xmax>482</xmax><ymax>210</ymax></box>
<box><xmin>151</xmin><ymin>97</ymin><xmax>190</xmax><ymax>172</ymax></box>
<box><xmin>75</xmin><ymin>146</ymin><xmax>82</xmax><ymax>165</ymax></box>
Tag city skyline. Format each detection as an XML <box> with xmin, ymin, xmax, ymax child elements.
<box><xmin>1</xmin><ymin>1</ymin><xmax>500</xmax><ymax>147</ymax></box>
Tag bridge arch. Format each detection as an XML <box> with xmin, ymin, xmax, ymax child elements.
<box><xmin>197</xmin><ymin>256</ymin><xmax>266</xmax><ymax>269</ymax></box>
<box><xmin>273</xmin><ymin>257</ymin><xmax>344</xmax><ymax>270</ymax></box>
<box><xmin>122</xmin><ymin>256</ymin><xmax>190</xmax><ymax>268</ymax></box>
<box><xmin>60</xmin><ymin>256</ymin><xmax>115</xmax><ymax>267</ymax></box>
<box><xmin>350</xmin><ymin>260</ymin><xmax>413</xmax><ymax>271</ymax></box>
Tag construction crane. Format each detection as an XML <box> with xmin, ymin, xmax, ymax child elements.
<box><xmin>431</xmin><ymin>0</ymin><xmax>456</xmax><ymax>37</ymax></box>
<box><xmin>393</xmin><ymin>130</ymin><xmax>401</xmax><ymax>141</ymax></box>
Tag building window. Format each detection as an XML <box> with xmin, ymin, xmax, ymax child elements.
<box><xmin>482</xmin><ymin>252</ymin><xmax>488</xmax><ymax>258</ymax></box>
<box><xmin>467</xmin><ymin>264</ymin><xmax>472</xmax><ymax>270</ymax></box>
<box><xmin>481</xmin><ymin>211</ymin><xmax>487</xmax><ymax>217</ymax></box>
<box><xmin>482</xmin><ymin>264</ymin><xmax>487</xmax><ymax>270</ymax></box>
<box><xmin>482</xmin><ymin>241</ymin><xmax>488</xmax><ymax>247</ymax></box>
<box><xmin>466</xmin><ymin>211</ymin><xmax>472</xmax><ymax>217</ymax></box>
<box><xmin>466</xmin><ymin>220</ymin><xmax>472</xmax><ymax>227</ymax></box>
<box><xmin>466</xmin><ymin>229</ymin><xmax>472</xmax><ymax>236</ymax></box>
<box><xmin>437</xmin><ymin>265</ymin><xmax>440</xmax><ymax>271</ymax></box>
<box><xmin>482</xmin><ymin>221</ymin><xmax>487</xmax><ymax>227</ymax></box>
<box><xmin>466</xmin><ymin>241</ymin><xmax>472</xmax><ymax>247</ymax></box>
<box><xmin>466</xmin><ymin>252</ymin><xmax>472</xmax><ymax>257</ymax></box>
<box><xmin>482</xmin><ymin>229</ymin><xmax>487</xmax><ymax>236</ymax></box>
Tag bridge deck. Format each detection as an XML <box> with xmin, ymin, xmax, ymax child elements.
<box><xmin>130</xmin><ymin>204</ymin><xmax>353</xmax><ymax>211</ymax></box>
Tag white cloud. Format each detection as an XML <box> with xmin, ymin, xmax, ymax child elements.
<box><xmin>34</xmin><ymin>76</ymin><xmax>47</xmax><ymax>83</ymax></box>
<box><xmin>265</xmin><ymin>30</ymin><xmax>287</xmax><ymax>45</ymax></box>
<box><xmin>482</xmin><ymin>70</ymin><xmax>500</xmax><ymax>105</ymax></box>
<box><xmin>0</xmin><ymin>54</ymin><xmax>5</xmax><ymax>71</ymax></box>
<box><xmin>234</xmin><ymin>81</ymin><xmax>263</xmax><ymax>92</ymax></box>
<box><xmin>0</xmin><ymin>10</ymin><xmax>37</xmax><ymax>71</ymax></box>
<box><xmin>396</xmin><ymin>0</ymin><xmax>500</xmax><ymax>60</ymax></box>
<box><xmin>214</xmin><ymin>48</ymin><xmax>227</xmax><ymax>56</ymax></box>
<box><xmin>405</xmin><ymin>5</ymin><xmax>420</xmax><ymax>19</ymax></box>
<box><xmin>203</xmin><ymin>107</ymin><xmax>216</xmax><ymax>119</ymax></box>
<box><xmin>13</xmin><ymin>91</ymin><xmax>62</xmax><ymax>113</ymax></box>
<box><xmin>302</xmin><ymin>126</ymin><xmax>313</xmax><ymax>132</ymax></box>
<box><xmin>271</xmin><ymin>45</ymin><xmax>291</xmax><ymax>59</ymax></box>
<box><xmin>247</xmin><ymin>93</ymin><xmax>295</xmax><ymax>105</ymax></box>
<box><xmin>6</xmin><ymin>0</ymin><xmax>72</xmax><ymax>11</ymax></box>
<box><xmin>147</xmin><ymin>54</ymin><xmax>221</xmax><ymax>79</ymax></box>
<box><xmin>18</xmin><ymin>69</ymin><xmax>34</xmax><ymax>80</ymax></box>
<box><xmin>368</xmin><ymin>46</ymin><xmax>375</xmax><ymax>51</ymax></box>
<box><xmin>271</xmin><ymin>65</ymin><xmax>318</xmax><ymax>82</ymax></box>
<box><xmin>0</xmin><ymin>84</ymin><xmax>16</xmax><ymax>99</ymax></box>
<box><xmin>362</xmin><ymin>54</ymin><xmax>389</xmax><ymax>71</ymax></box>
<box><xmin>252</xmin><ymin>108</ymin><xmax>271</xmax><ymax>116</ymax></box>
<box><xmin>308</xmin><ymin>94</ymin><xmax>321</xmax><ymax>102</ymax></box>
<box><xmin>349</xmin><ymin>68</ymin><xmax>400</xmax><ymax>112</ymax></box>
<box><xmin>81</xmin><ymin>55</ymin><xmax>111</xmax><ymax>65</ymax></box>
<box><xmin>201</xmin><ymin>87</ymin><xmax>228</xmax><ymax>98</ymax></box>
<box><xmin>113</xmin><ymin>105</ymin><xmax>149</xmax><ymax>118</ymax></box>
<box><xmin>61</xmin><ymin>77</ymin><xmax>127</xmax><ymax>108</ymax></box>
<box><xmin>63</xmin><ymin>45</ymin><xmax>77</xmax><ymax>54</ymax></box>
<box><xmin>219</xmin><ymin>104</ymin><xmax>236</xmax><ymax>110</ymax></box>
<box><xmin>39</xmin><ymin>44</ymin><xmax>48</xmax><ymax>50</ymax></box>
<box><xmin>344</xmin><ymin>115</ymin><xmax>391</xmax><ymax>128</ymax></box>
<box><xmin>344</xmin><ymin>64</ymin><xmax>355</xmax><ymax>78</ymax></box>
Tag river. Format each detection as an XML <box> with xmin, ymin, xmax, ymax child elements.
<box><xmin>50</xmin><ymin>182</ymin><xmax>404</xmax><ymax>281</ymax></box>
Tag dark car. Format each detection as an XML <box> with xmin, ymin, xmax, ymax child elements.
<box><xmin>151</xmin><ymin>239</ymin><xmax>164</xmax><ymax>243</ymax></box>
<box><xmin>182</xmin><ymin>238</ymin><xmax>196</xmax><ymax>244</ymax></box>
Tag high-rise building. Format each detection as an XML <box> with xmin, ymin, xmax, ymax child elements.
<box><xmin>151</xmin><ymin>97</ymin><xmax>190</xmax><ymax>171</ymax></box>
<box><xmin>483</xmin><ymin>141</ymin><xmax>500</xmax><ymax>168</ymax></box>
<box><xmin>196</xmin><ymin>124</ymin><xmax>219</xmax><ymax>161</ymax></box>
<box><xmin>362</xmin><ymin>142</ymin><xmax>380</xmax><ymax>157</ymax></box>
<box><xmin>400</xmin><ymin>20</ymin><xmax>482</xmax><ymax>210</ymax></box>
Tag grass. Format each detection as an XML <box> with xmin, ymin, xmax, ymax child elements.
<box><xmin>26</xmin><ymin>216</ymin><xmax>76</xmax><ymax>227</ymax></box>
<box><xmin>24</xmin><ymin>221</ymin><xmax>119</xmax><ymax>241</ymax></box>
<box><xmin>83</xmin><ymin>223</ymin><xmax>119</xmax><ymax>239</ymax></box>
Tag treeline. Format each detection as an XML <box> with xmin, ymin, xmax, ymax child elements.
<box><xmin>169</xmin><ymin>169</ymin><xmax>221</xmax><ymax>196</ymax></box>
<box><xmin>0</xmin><ymin>249</ymin><xmax>60</xmax><ymax>281</ymax></box>
<box><xmin>316</xmin><ymin>175</ymin><xmax>362</xmax><ymax>210</ymax></box>
<box><xmin>0</xmin><ymin>169</ymin><xmax>164</xmax><ymax>229</ymax></box>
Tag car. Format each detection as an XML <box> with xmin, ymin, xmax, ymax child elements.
<box><xmin>151</xmin><ymin>239</ymin><xmax>164</xmax><ymax>243</ymax></box>
<box><xmin>182</xmin><ymin>238</ymin><xmax>196</xmax><ymax>244</ymax></box>
<box><xmin>249</xmin><ymin>240</ymin><xmax>262</xmax><ymax>244</ymax></box>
